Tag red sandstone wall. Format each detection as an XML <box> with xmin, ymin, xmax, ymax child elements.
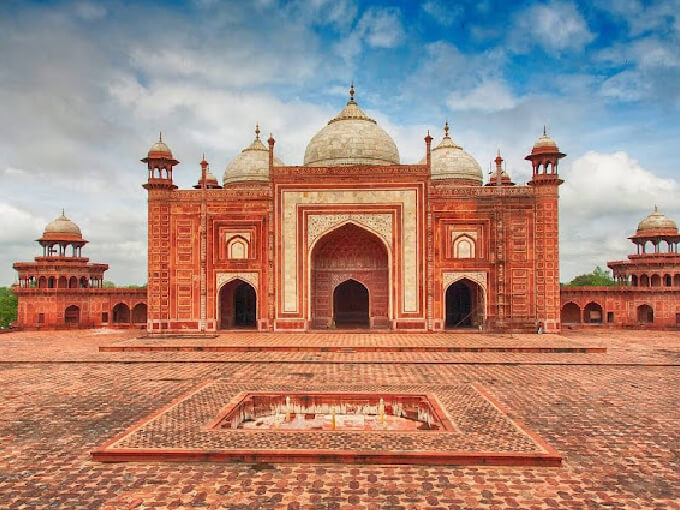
<box><xmin>561</xmin><ymin>287</ymin><xmax>680</xmax><ymax>328</ymax></box>
<box><xmin>13</xmin><ymin>288</ymin><xmax>147</xmax><ymax>329</ymax></box>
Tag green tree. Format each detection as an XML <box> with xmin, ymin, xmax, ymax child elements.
<box><xmin>0</xmin><ymin>287</ymin><xmax>18</xmax><ymax>329</ymax></box>
<box><xmin>567</xmin><ymin>266</ymin><xmax>616</xmax><ymax>287</ymax></box>
<box><xmin>102</xmin><ymin>281</ymin><xmax>116</xmax><ymax>288</ymax></box>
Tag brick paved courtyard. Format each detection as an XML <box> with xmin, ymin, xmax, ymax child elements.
<box><xmin>1</xmin><ymin>329</ymin><xmax>679</xmax><ymax>509</ymax></box>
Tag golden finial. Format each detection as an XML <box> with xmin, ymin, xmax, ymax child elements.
<box><xmin>255</xmin><ymin>122</ymin><xmax>261</xmax><ymax>140</ymax></box>
<box><xmin>159</xmin><ymin>131</ymin><xmax>163</xmax><ymax>143</ymax></box>
<box><xmin>349</xmin><ymin>81</ymin><xmax>355</xmax><ymax>102</ymax></box>
<box><xmin>543</xmin><ymin>125</ymin><xmax>547</xmax><ymax>137</ymax></box>
<box><xmin>444</xmin><ymin>120</ymin><xmax>449</xmax><ymax>137</ymax></box>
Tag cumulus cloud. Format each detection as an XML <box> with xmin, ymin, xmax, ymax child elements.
<box><xmin>335</xmin><ymin>6</ymin><xmax>404</xmax><ymax>63</ymax></box>
<box><xmin>446</xmin><ymin>79</ymin><xmax>518</xmax><ymax>113</ymax></box>
<box><xmin>562</xmin><ymin>151</ymin><xmax>679</xmax><ymax>215</ymax></box>
<box><xmin>559</xmin><ymin>150</ymin><xmax>680</xmax><ymax>280</ymax></box>
<box><xmin>509</xmin><ymin>1</ymin><xmax>595</xmax><ymax>54</ymax></box>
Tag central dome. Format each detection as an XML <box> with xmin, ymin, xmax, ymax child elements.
<box><xmin>303</xmin><ymin>86</ymin><xmax>400</xmax><ymax>167</ymax></box>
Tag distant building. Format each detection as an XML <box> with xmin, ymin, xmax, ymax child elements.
<box><xmin>561</xmin><ymin>207</ymin><xmax>680</xmax><ymax>328</ymax></box>
<box><xmin>12</xmin><ymin>211</ymin><xmax>146</xmax><ymax>329</ymax></box>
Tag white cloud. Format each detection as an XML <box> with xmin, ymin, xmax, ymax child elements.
<box><xmin>0</xmin><ymin>203</ymin><xmax>46</xmax><ymax>244</ymax></box>
<box><xmin>335</xmin><ymin>6</ymin><xmax>404</xmax><ymax>63</ymax></box>
<box><xmin>559</xmin><ymin>150</ymin><xmax>680</xmax><ymax>280</ymax></box>
<box><xmin>562</xmin><ymin>151</ymin><xmax>679</xmax><ymax>215</ymax></box>
<box><xmin>421</xmin><ymin>1</ymin><xmax>464</xmax><ymax>27</ymax></box>
<box><xmin>510</xmin><ymin>1</ymin><xmax>594</xmax><ymax>54</ymax></box>
<box><xmin>446</xmin><ymin>79</ymin><xmax>518</xmax><ymax>113</ymax></box>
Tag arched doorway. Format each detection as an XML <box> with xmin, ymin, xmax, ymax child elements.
<box><xmin>333</xmin><ymin>279</ymin><xmax>369</xmax><ymax>328</ymax></box>
<box><xmin>112</xmin><ymin>303</ymin><xmax>131</xmax><ymax>324</ymax></box>
<box><xmin>310</xmin><ymin>223</ymin><xmax>389</xmax><ymax>329</ymax></box>
<box><xmin>64</xmin><ymin>305</ymin><xmax>79</xmax><ymax>325</ymax></box>
<box><xmin>132</xmin><ymin>304</ymin><xmax>147</xmax><ymax>324</ymax></box>
<box><xmin>584</xmin><ymin>302</ymin><xmax>603</xmax><ymax>324</ymax></box>
<box><xmin>561</xmin><ymin>303</ymin><xmax>581</xmax><ymax>324</ymax></box>
<box><xmin>445</xmin><ymin>279</ymin><xmax>483</xmax><ymax>328</ymax></box>
<box><xmin>219</xmin><ymin>279</ymin><xmax>257</xmax><ymax>329</ymax></box>
<box><xmin>637</xmin><ymin>304</ymin><xmax>654</xmax><ymax>324</ymax></box>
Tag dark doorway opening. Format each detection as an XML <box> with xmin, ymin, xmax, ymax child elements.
<box><xmin>333</xmin><ymin>279</ymin><xmax>369</xmax><ymax>328</ymax></box>
<box><xmin>445</xmin><ymin>279</ymin><xmax>483</xmax><ymax>328</ymax></box>
<box><xmin>64</xmin><ymin>305</ymin><xmax>79</xmax><ymax>325</ymax></box>
<box><xmin>637</xmin><ymin>304</ymin><xmax>653</xmax><ymax>324</ymax></box>
<box><xmin>219</xmin><ymin>280</ymin><xmax>257</xmax><ymax>329</ymax></box>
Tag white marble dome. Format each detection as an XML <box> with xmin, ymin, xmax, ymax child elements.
<box><xmin>420</xmin><ymin>124</ymin><xmax>482</xmax><ymax>183</ymax></box>
<box><xmin>303</xmin><ymin>89</ymin><xmax>400</xmax><ymax>167</ymax></box>
<box><xmin>223</xmin><ymin>128</ymin><xmax>284</xmax><ymax>185</ymax></box>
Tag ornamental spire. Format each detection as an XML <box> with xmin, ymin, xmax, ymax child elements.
<box><xmin>159</xmin><ymin>131</ymin><xmax>163</xmax><ymax>143</ymax></box>
<box><xmin>349</xmin><ymin>81</ymin><xmax>355</xmax><ymax>103</ymax></box>
<box><xmin>255</xmin><ymin>122</ymin><xmax>261</xmax><ymax>140</ymax></box>
<box><xmin>444</xmin><ymin>120</ymin><xmax>450</xmax><ymax>138</ymax></box>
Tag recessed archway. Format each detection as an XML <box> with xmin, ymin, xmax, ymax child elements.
<box><xmin>561</xmin><ymin>302</ymin><xmax>581</xmax><ymax>324</ymax></box>
<box><xmin>584</xmin><ymin>302</ymin><xmax>603</xmax><ymax>324</ymax></box>
<box><xmin>64</xmin><ymin>305</ymin><xmax>79</xmax><ymax>325</ymax></box>
<box><xmin>333</xmin><ymin>279</ymin><xmax>369</xmax><ymax>328</ymax></box>
<box><xmin>218</xmin><ymin>279</ymin><xmax>257</xmax><ymax>329</ymax></box>
<box><xmin>445</xmin><ymin>279</ymin><xmax>483</xmax><ymax>328</ymax></box>
<box><xmin>637</xmin><ymin>304</ymin><xmax>654</xmax><ymax>324</ymax></box>
<box><xmin>132</xmin><ymin>303</ymin><xmax>148</xmax><ymax>324</ymax></box>
<box><xmin>310</xmin><ymin>222</ymin><xmax>389</xmax><ymax>329</ymax></box>
<box><xmin>112</xmin><ymin>303</ymin><xmax>131</xmax><ymax>324</ymax></box>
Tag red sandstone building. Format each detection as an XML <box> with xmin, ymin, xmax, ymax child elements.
<box><xmin>13</xmin><ymin>87</ymin><xmax>568</xmax><ymax>333</ymax></box>
<box><xmin>561</xmin><ymin>207</ymin><xmax>680</xmax><ymax>328</ymax></box>
<box><xmin>12</xmin><ymin>212</ymin><xmax>147</xmax><ymax>329</ymax></box>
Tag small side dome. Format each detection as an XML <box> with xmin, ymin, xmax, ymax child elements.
<box><xmin>420</xmin><ymin>122</ymin><xmax>483</xmax><ymax>184</ymax></box>
<box><xmin>303</xmin><ymin>84</ymin><xmax>400</xmax><ymax>167</ymax></box>
<box><xmin>147</xmin><ymin>132</ymin><xmax>174</xmax><ymax>159</ymax></box>
<box><xmin>42</xmin><ymin>210</ymin><xmax>83</xmax><ymax>241</ymax></box>
<box><xmin>223</xmin><ymin>125</ymin><xmax>284</xmax><ymax>185</ymax></box>
<box><xmin>530</xmin><ymin>127</ymin><xmax>560</xmax><ymax>155</ymax></box>
<box><xmin>193</xmin><ymin>157</ymin><xmax>222</xmax><ymax>189</ymax></box>
<box><xmin>636</xmin><ymin>206</ymin><xmax>678</xmax><ymax>235</ymax></box>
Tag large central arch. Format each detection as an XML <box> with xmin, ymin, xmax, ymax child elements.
<box><xmin>310</xmin><ymin>222</ymin><xmax>390</xmax><ymax>329</ymax></box>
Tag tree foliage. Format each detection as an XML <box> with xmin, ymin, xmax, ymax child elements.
<box><xmin>0</xmin><ymin>287</ymin><xmax>18</xmax><ymax>329</ymax></box>
<box><xmin>567</xmin><ymin>266</ymin><xmax>616</xmax><ymax>287</ymax></box>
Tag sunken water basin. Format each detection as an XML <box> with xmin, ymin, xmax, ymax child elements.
<box><xmin>213</xmin><ymin>392</ymin><xmax>451</xmax><ymax>431</ymax></box>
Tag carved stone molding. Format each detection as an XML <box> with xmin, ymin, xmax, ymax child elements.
<box><xmin>216</xmin><ymin>272</ymin><xmax>258</xmax><ymax>291</ymax></box>
<box><xmin>442</xmin><ymin>271</ymin><xmax>487</xmax><ymax>291</ymax></box>
<box><xmin>307</xmin><ymin>214</ymin><xmax>393</xmax><ymax>250</ymax></box>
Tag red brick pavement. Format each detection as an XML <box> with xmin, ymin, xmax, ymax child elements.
<box><xmin>1</xmin><ymin>330</ymin><xmax>679</xmax><ymax>508</ymax></box>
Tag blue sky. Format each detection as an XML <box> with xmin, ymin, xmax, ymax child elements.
<box><xmin>1</xmin><ymin>0</ymin><xmax>680</xmax><ymax>285</ymax></box>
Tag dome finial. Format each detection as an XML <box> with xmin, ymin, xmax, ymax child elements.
<box><xmin>543</xmin><ymin>125</ymin><xmax>547</xmax><ymax>137</ymax></box>
<box><xmin>255</xmin><ymin>122</ymin><xmax>261</xmax><ymax>140</ymax></box>
<box><xmin>654</xmin><ymin>204</ymin><xmax>658</xmax><ymax>212</ymax></box>
<box><xmin>61</xmin><ymin>208</ymin><xmax>65</xmax><ymax>217</ymax></box>
<box><xmin>349</xmin><ymin>81</ymin><xmax>355</xmax><ymax>103</ymax></box>
<box><xmin>159</xmin><ymin>131</ymin><xmax>163</xmax><ymax>143</ymax></box>
<box><xmin>444</xmin><ymin>120</ymin><xmax>450</xmax><ymax>138</ymax></box>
